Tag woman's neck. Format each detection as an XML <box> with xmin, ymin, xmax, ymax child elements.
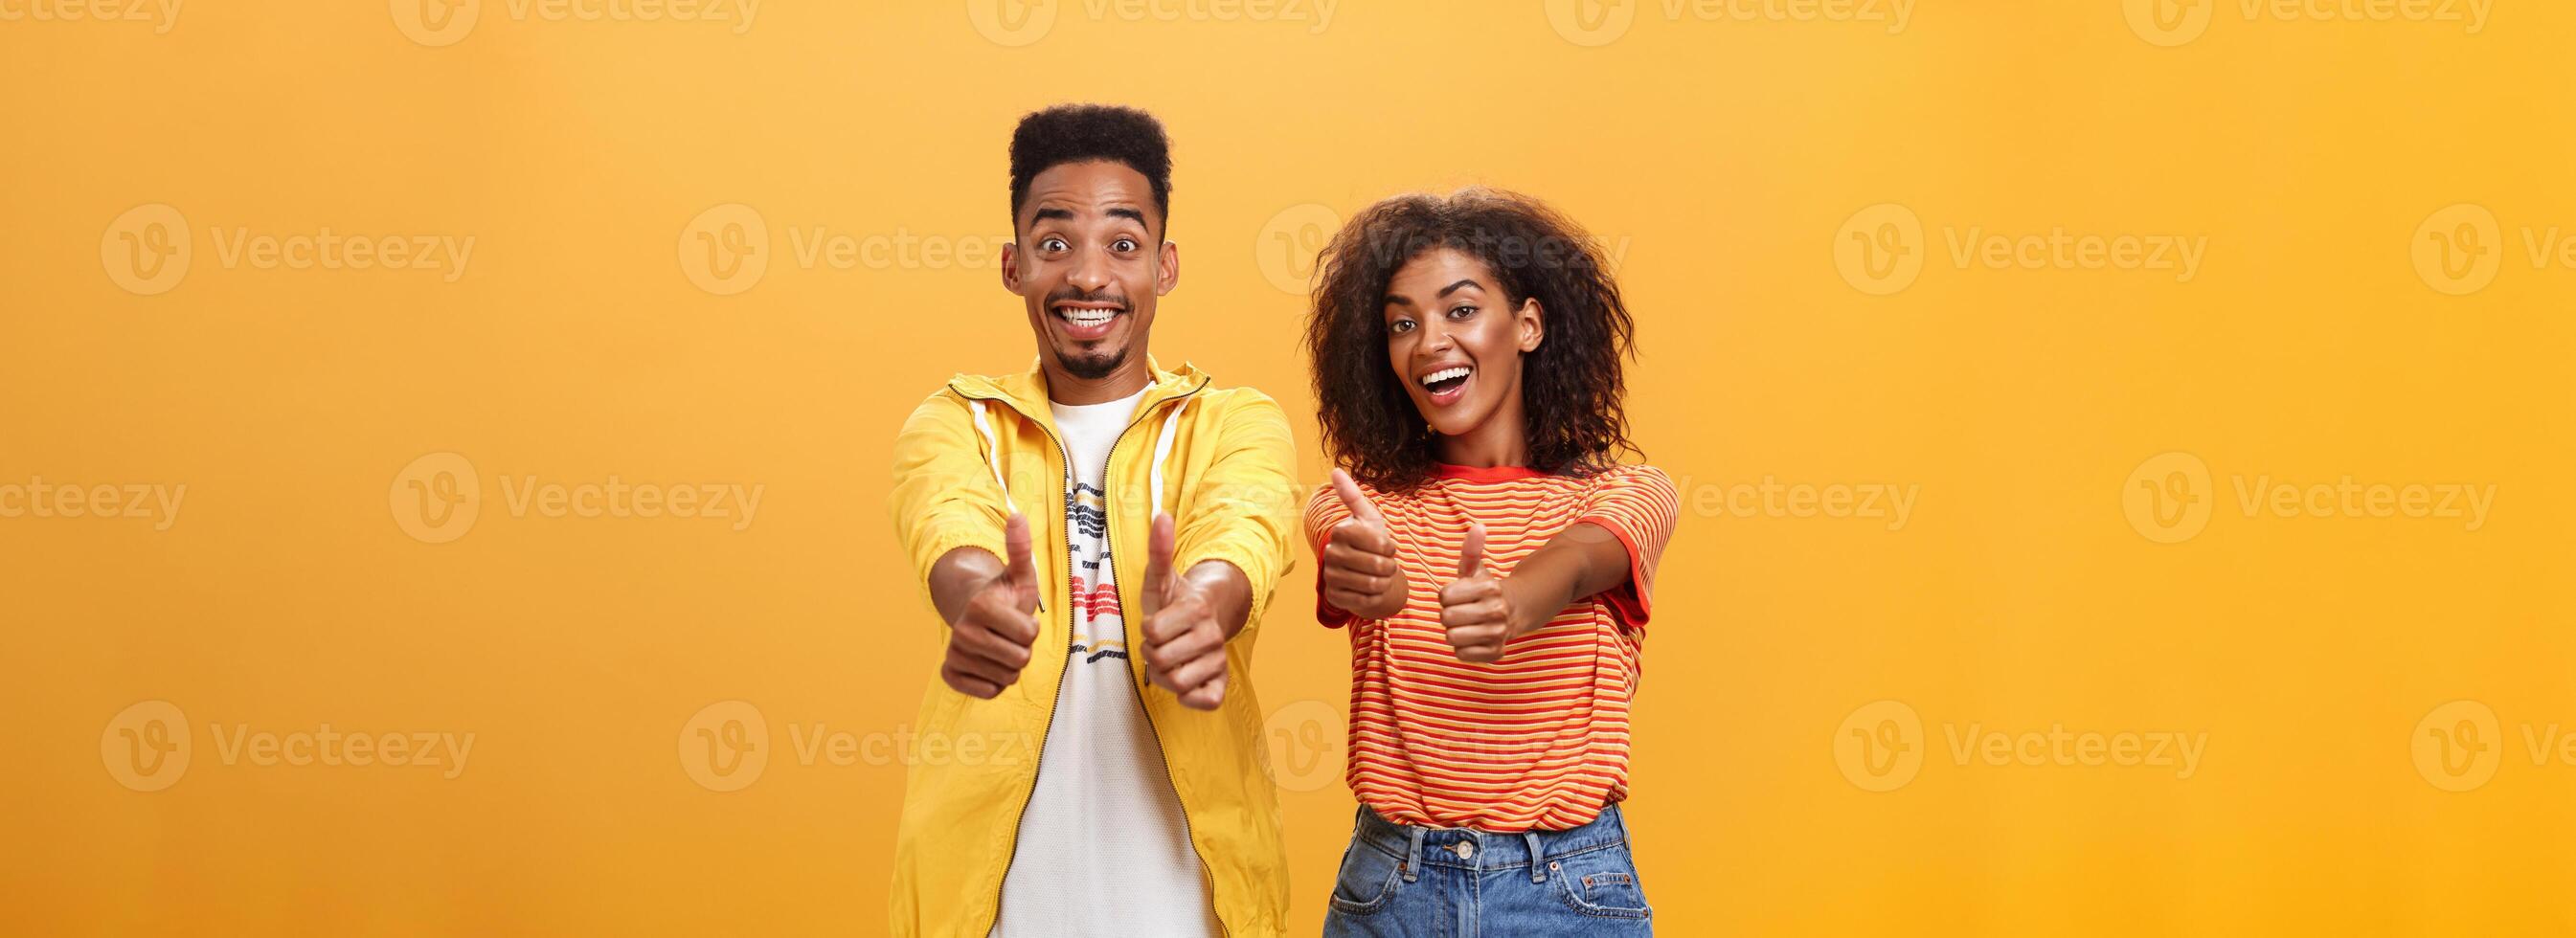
<box><xmin>1433</xmin><ymin>396</ymin><xmax>1530</xmax><ymax>468</ymax></box>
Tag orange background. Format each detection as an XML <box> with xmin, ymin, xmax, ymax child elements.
<box><xmin>6</xmin><ymin>1</ymin><xmax>2574</xmax><ymax>934</ymax></box>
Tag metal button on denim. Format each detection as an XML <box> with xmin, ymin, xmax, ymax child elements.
<box><xmin>1450</xmin><ymin>841</ymin><xmax>1475</xmax><ymax>860</ymax></box>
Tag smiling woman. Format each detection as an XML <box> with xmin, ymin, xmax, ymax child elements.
<box><xmin>1304</xmin><ymin>188</ymin><xmax>1639</xmax><ymax>489</ymax></box>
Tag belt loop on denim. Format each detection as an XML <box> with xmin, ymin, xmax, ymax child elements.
<box><xmin>1524</xmin><ymin>830</ymin><xmax>1547</xmax><ymax>883</ymax></box>
<box><xmin>1401</xmin><ymin>826</ymin><xmax>1427</xmax><ymax>882</ymax></box>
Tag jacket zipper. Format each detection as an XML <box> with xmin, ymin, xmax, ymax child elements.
<box><xmin>959</xmin><ymin>379</ymin><xmax>1229</xmax><ymax>937</ymax></box>
<box><xmin>1104</xmin><ymin>388</ymin><xmax>1231</xmax><ymax>938</ymax></box>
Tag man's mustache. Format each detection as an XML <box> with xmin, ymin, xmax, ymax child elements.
<box><xmin>1045</xmin><ymin>289</ymin><xmax>1130</xmax><ymax>313</ymax></box>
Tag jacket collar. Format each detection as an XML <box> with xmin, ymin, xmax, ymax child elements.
<box><xmin>948</xmin><ymin>355</ymin><xmax>1209</xmax><ymax>425</ymax></box>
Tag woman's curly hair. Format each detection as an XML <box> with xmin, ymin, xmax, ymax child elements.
<box><xmin>1302</xmin><ymin>189</ymin><xmax>1639</xmax><ymax>492</ymax></box>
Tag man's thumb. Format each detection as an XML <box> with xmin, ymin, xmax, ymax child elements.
<box><xmin>1144</xmin><ymin>512</ymin><xmax>1177</xmax><ymax>600</ymax></box>
<box><xmin>1004</xmin><ymin>512</ymin><xmax>1039</xmax><ymax>608</ymax></box>
<box><xmin>1457</xmin><ymin>519</ymin><xmax>1486</xmax><ymax>578</ymax></box>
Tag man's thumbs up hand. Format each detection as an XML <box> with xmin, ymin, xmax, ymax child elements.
<box><xmin>941</xmin><ymin>512</ymin><xmax>1043</xmax><ymax>699</ymax></box>
<box><xmin>1139</xmin><ymin>512</ymin><xmax>1228</xmax><ymax>711</ymax></box>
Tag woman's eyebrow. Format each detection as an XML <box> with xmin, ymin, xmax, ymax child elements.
<box><xmin>1434</xmin><ymin>279</ymin><xmax>1480</xmax><ymax>298</ymax></box>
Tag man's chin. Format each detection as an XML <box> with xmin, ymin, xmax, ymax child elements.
<box><xmin>1054</xmin><ymin>346</ymin><xmax>1128</xmax><ymax>382</ymax></box>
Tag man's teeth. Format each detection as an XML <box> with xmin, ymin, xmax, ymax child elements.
<box><xmin>1059</xmin><ymin>307</ymin><xmax>1118</xmax><ymax>325</ymax></box>
<box><xmin>1420</xmin><ymin>366</ymin><xmax>1472</xmax><ymax>389</ymax></box>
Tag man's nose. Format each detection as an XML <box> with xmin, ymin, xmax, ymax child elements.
<box><xmin>1068</xmin><ymin>247</ymin><xmax>1113</xmax><ymax>294</ymax></box>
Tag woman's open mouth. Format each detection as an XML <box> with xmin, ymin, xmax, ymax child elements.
<box><xmin>1418</xmin><ymin>365</ymin><xmax>1473</xmax><ymax>407</ymax></box>
<box><xmin>1052</xmin><ymin>302</ymin><xmax>1124</xmax><ymax>342</ymax></box>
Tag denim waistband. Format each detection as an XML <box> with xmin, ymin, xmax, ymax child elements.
<box><xmin>1351</xmin><ymin>804</ymin><xmax>1631</xmax><ymax>882</ymax></box>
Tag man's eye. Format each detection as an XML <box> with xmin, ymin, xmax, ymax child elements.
<box><xmin>1114</xmin><ymin>238</ymin><xmax>1138</xmax><ymax>252</ymax></box>
<box><xmin>1039</xmin><ymin>237</ymin><xmax>1068</xmax><ymax>252</ymax></box>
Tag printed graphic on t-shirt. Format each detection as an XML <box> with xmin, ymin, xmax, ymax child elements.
<box><xmin>1066</xmin><ymin>480</ymin><xmax>1126</xmax><ymax>665</ymax></box>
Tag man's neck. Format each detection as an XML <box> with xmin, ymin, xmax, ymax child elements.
<box><xmin>1044</xmin><ymin>359</ymin><xmax>1151</xmax><ymax>406</ymax></box>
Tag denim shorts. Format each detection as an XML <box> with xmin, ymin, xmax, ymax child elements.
<box><xmin>1321</xmin><ymin>804</ymin><xmax>1653</xmax><ymax>937</ymax></box>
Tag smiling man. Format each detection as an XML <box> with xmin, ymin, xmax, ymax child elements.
<box><xmin>887</xmin><ymin>104</ymin><xmax>1299</xmax><ymax>938</ymax></box>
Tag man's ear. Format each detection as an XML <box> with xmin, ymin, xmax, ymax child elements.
<box><xmin>1000</xmin><ymin>239</ymin><xmax>1022</xmax><ymax>294</ymax></box>
<box><xmin>1515</xmin><ymin>298</ymin><xmax>1545</xmax><ymax>352</ymax></box>
<box><xmin>1156</xmin><ymin>239</ymin><xmax>1180</xmax><ymax>296</ymax></box>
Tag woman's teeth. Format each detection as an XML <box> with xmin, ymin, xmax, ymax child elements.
<box><xmin>1420</xmin><ymin>366</ymin><xmax>1472</xmax><ymax>389</ymax></box>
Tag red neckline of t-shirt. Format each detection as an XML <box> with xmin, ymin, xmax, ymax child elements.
<box><xmin>1434</xmin><ymin>462</ymin><xmax>1548</xmax><ymax>482</ymax></box>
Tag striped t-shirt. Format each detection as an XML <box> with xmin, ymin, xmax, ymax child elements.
<box><xmin>1303</xmin><ymin>462</ymin><xmax>1680</xmax><ymax>832</ymax></box>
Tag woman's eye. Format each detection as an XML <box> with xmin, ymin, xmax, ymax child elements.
<box><xmin>1389</xmin><ymin>320</ymin><xmax>1415</xmax><ymax>334</ymax></box>
<box><xmin>1447</xmin><ymin>305</ymin><xmax>1478</xmax><ymax>320</ymax></box>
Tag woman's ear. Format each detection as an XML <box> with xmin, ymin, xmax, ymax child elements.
<box><xmin>1515</xmin><ymin>298</ymin><xmax>1545</xmax><ymax>352</ymax></box>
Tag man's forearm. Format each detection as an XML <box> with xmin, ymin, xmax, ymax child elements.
<box><xmin>928</xmin><ymin>547</ymin><xmax>1006</xmax><ymax>626</ymax></box>
<box><xmin>1181</xmin><ymin>559</ymin><xmax>1253</xmax><ymax>639</ymax></box>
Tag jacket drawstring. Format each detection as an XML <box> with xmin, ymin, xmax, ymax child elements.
<box><xmin>970</xmin><ymin>393</ymin><xmax>1191</xmax><ymax>599</ymax></box>
<box><xmin>1148</xmin><ymin>396</ymin><xmax>1189</xmax><ymax>516</ymax></box>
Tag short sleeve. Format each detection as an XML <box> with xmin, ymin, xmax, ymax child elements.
<box><xmin>1576</xmin><ymin>465</ymin><xmax>1680</xmax><ymax>632</ymax></box>
<box><xmin>1303</xmin><ymin>483</ymin><xmax>1359</xmax><ymax>628</ymax></box>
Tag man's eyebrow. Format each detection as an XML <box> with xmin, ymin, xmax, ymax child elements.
<box><xmin>1106</xmin><ymin>206</ymin><xmax>1147</xmax><ymax>225</ymax></box>
<box><xmin>1032</xmin><ymin>207</ymin><xmax>1074</xmax><ymax>223</ymax></box>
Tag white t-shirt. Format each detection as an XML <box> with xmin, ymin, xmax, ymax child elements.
<box><xmin>989</xmin><ymin>389</ymin><xmax>1216</xmax><ymax>938</ymax></box>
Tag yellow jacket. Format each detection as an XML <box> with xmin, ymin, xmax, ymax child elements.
<box><xmin>888</xmin><ymin>358</ymin><xmax>1299</xmax><ymax>937</ymax></box>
